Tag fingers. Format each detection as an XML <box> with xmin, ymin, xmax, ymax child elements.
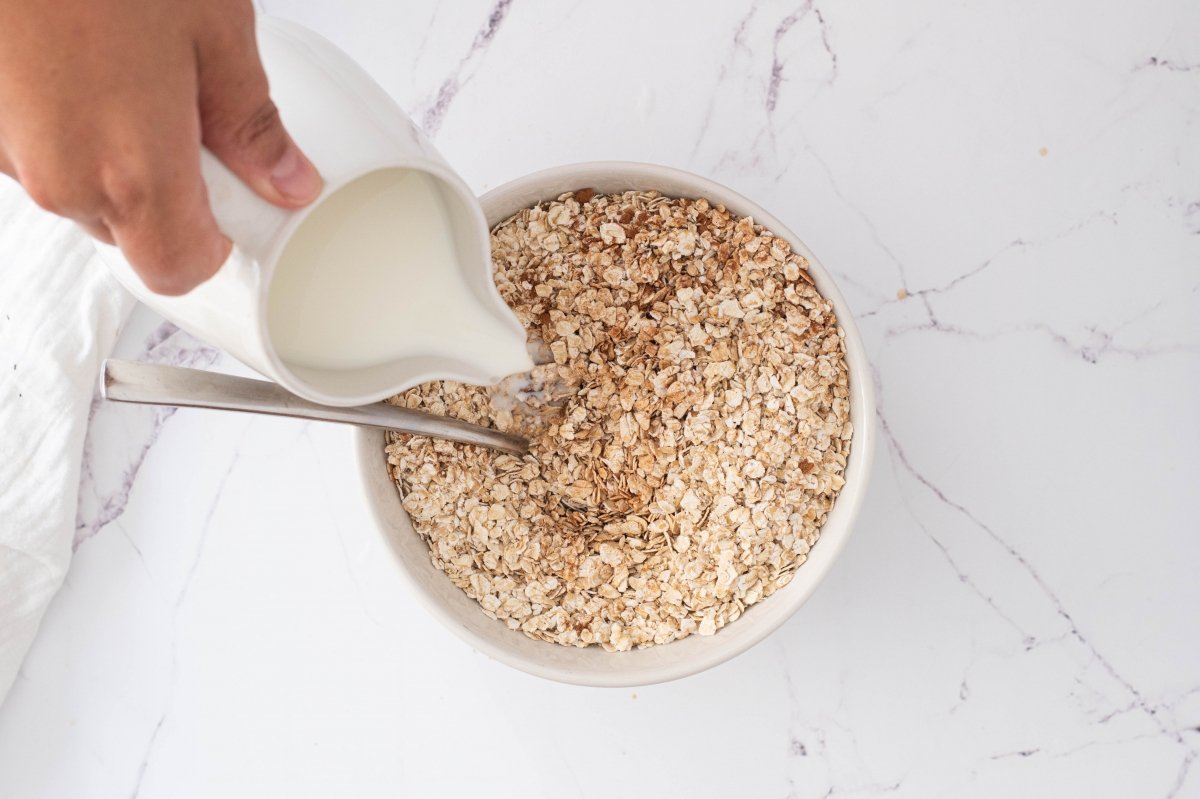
<box><xmin>2</xmin><ymin>149</ymin><xmax>115</xmax><ymax>246</ymax></box>
<box><xmin>10</xmin><ymin>153</ymin><xmax>220</xmax><ymax>287</ymax></box>
<box><xmin>77</xmin><ymin>218</ymin><xmax>115</xmax><ymax>246</ymax></box>
<box><xmin>196</xmin><ymin>3</ymin><xmax>322</xmax><ymax>209</ymax></box>
<box><xmin>2</xmin><ymin>141</ymin><xmax>115</xmax><ymax>244</ymax></box>
<box><xmin>103</xmin><ymin>161</ymin><xmax>232</xmax><ymax>296</ymax></box>
<box><xmin>94</xmin><ymin>60</ymin><xmax>231</xmax><ymax>296</ymax></box>
<box><xmin>7</xmin><ymin>132</ymin><xmax>228</xmax><ymax>294</ymax></box>
<box><xmin>0</xmin><ymin>1</ymin><xmax>239</xmax><ymax>296</ymax></box>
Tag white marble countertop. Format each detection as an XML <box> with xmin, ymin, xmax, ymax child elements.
<box><xmin>1</xmin><ymin>1</ymin><xmax>1198</xmax><ymax>796</ymax></box>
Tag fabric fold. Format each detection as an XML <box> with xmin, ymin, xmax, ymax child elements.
<box><xmin>0</xmin><ymin>178</ymin><xmax>134</xmax><ymax>705</ymax></box>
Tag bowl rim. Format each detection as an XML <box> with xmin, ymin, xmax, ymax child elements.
<box><xmin>354</xmin><ymin>161</ymin><xmax>876</xmax><ymax>686</ymax></box>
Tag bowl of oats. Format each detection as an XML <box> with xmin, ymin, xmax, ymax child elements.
<box><xmin>355</xmin><ymin>162</ymin><xmax>874</xmax><ymax>686</ymax></box>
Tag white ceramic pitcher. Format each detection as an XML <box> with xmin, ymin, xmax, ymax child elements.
<box><xmin>95</xmin><ymin>16</ymin><xmax>530</xmax><ymax>407</ymax></box>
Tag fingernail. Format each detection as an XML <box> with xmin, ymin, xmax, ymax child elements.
<box><xmin>270</xmin><ymin>145</ymin><xmax>322</xmax><ymax>203</ymax></box>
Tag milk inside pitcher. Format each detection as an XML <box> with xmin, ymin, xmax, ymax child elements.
<box><xmin>265</xmin><ymin>167</ymin><xmax>533</xmax><ymax>386</ymax></box>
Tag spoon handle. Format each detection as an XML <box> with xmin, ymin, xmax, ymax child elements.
<box><xmin>101</xmin><ymin>359</ymin><xmax>529</xmax><ymax>456</ymax></box>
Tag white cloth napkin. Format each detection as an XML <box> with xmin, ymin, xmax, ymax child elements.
<box><xmin>0</xmin><ymin>178</ymin><xmax>134</xmax><ymax>705</ymax></box>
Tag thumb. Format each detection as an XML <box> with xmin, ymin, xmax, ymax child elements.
<box><xmin>195</xmin><ymin>11</ymin><xmax>323</xmax><ymax>208</ymax></box>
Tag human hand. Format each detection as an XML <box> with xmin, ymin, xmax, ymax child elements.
<box><xmin>0</xmin><ymin>0</ymin><xmax>322</xmax><ymax>295</ymax></box>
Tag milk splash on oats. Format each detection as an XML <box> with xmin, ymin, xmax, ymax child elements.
<box><xmin>266</xmin><ymin>168</ymin><xmax>532</xmax><ymax>379</ymax></box>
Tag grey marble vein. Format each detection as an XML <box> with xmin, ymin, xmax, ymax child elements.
<box><xmin>876</xmin><ymin>400</ymin><xmax>1199</xmax><ymax>781</ymax></box>
<box><xmin>1136</xmin><ymin>56</ymin><xmax>1200</xmax><ymax>73</ymax></box>
<box><xmin>690</xmin><ymin>7</ymin><xmax>756</xmax><ymax>160</ymax></box>
<box><xmin>767</xmin><ymin>0</ymin><xmax>837</xmax><ymax>117</ymax></box>
<box><xmin>419</xmin><ymin>0</ymin><xmax>514</xmax><ymax>136</ymax></box>
<box><xmin>75</xmin><ymin>322</ymin><xmax>219</xmax><ymax>549</ymax></box>
<box><xmin>129</xmin><ymin>455</ymin><xmax>239</xmax><ymax>799</ymax></box>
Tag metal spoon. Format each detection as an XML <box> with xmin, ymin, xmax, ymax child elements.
<box><xmin>100</xmin><ymin>359</ymin><xmax>529</xmax><ymax>456</ymax></box>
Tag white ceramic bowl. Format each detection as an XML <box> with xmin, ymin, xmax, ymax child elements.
<box><xmin>354</xmin><ymin>162</ymin><xmax>875</xmax><ymax>687</ymax></box>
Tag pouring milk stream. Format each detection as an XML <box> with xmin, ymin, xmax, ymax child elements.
<box><xmin>94</xmin><ymin>17</ymin><xmax>532</xmax><ymax>407</ymax></box>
